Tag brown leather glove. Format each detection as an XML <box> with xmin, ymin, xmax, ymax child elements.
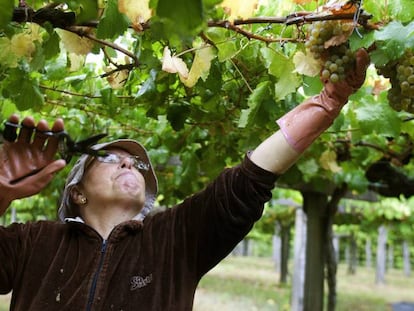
<box><xmin>277</xmin><ymin>48</ymin><xmax>370</xmax><ymax>153</ymax></box>
<box><xmin>0</xmin><ymin>115</ymin><xmax>66</xmax><ymax>215</ymax></box>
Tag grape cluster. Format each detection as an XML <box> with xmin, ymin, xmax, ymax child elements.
<box><xmin>377</xmin><ymin>50</ymin><xmax>414</xmax><ymax>113</ymax></box>
<box><xmin>305</xmin><ymin>20</ymin><xmax>356</xmax><ymax>83</ymax></box>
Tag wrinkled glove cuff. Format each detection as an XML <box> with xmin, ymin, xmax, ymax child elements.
<box><xmin>276</xmin><ymin>93</ymin><xmax>345</xmax><ymax>153</ymax></box>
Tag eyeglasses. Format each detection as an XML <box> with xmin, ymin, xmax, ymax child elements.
<box><xmin>96</xmin><ymin>153</ymin><xmax>150</xmax><ymax>173</ymax></box>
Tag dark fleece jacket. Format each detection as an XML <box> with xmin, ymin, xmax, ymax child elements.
<box><xmin>0</xmin><ymin>155</ymin><xmax>277</xmax><ymax>311</ymax></box>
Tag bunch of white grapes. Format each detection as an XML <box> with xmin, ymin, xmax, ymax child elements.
<box><xmin>305</xmin><ymin>20</ymin><xmax>356</xmax><ymax>83</ymax></box>
<box><xmin>378</xmin><ymin>50</ymin><xmax>414</xmax><ymax>113</ymax></box>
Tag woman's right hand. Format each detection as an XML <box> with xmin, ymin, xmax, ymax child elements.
<box><xmin>0</xmin><ymin>115</ymin><xmax>67</xmax><ymax>215</ymax></box>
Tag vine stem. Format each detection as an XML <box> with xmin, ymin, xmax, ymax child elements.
<box><xmin>65</xmin><ymin>26</ymin><xmax>139</xmax><ymax>67</ymax></box>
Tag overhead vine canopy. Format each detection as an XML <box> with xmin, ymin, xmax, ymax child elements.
<box><xmin>1</xmin><ymin>0</ymin><xmax>414</xmax><ymax>216</ymax></box>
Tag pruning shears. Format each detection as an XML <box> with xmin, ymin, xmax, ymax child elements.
<box><xmin>2</xmin><ymin>121</ymin><xmax>107</xmax><ymax>163</ymax></box>
<box><xmin>55</xmin><ymin>131</ymin><xmax>108</xmax><ymax>162</ymax></box>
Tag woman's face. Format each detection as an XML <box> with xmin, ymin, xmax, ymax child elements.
<box><xmin>78</xmin><ymin>148</ymin><xmax>147</xmax><ymax>211</ymax></box>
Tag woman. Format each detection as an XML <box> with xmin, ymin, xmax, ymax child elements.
<box><xmin>0</xmin><ymin>49</ymin><xmax>369</xmax><ymax>310</ymax></box>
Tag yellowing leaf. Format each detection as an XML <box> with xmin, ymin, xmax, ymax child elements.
<box><xmin>293</xmin><ymin>51</ymin><xmax>321</xmax><ymax>76</ymax></box>
<box><xmin>118</xmin><ymin>0</ymin><xmax>152</xmax><ymax>31</ymax></box>
<box><xmin>293</xmin><ymin>0</ymin><xmax>313</xmax><ymax>4</ymax></box>
<box><xmin>106</xmin><ymin>68</ymin><xmax>129</xmax><ymax>89</ymax></box>
<box><xmin>162</xmin><ymin>46</ymin><xmax>189</xmax><ymax>79</ymax></box>
<box><xmin>180</xmin><ymin>46</ymin><xmax>216</xmax><ymax>88</ymax></box>
<box><xmin>324</xmin><ymin>21</ymin><xmax>355</xmax><ymax>48</ymax></box>
<box><xmin>11</xmin><ymin>33</ymin><xmax>36</xmax><ymax>59</ymax></box>
<box><xmin>320</xmin><ymin>150</ymin><xmax>342</xmax><ymax>173</ymax></box>
<box><xmin>68</xmin><ymin>53</ymin><xmax>85</xmax><ymax>72</ymax></box>
<box><xmin>27</xmin><ymin>24</ymin><xmax>43</xmax><ymax>43</ymax></box>
<box><xmin>57</xmin><ymin>29</ymin><xmax>94</xmax><ymax>55</ymax></box>
<box><xmin>0</xmin><ymin>37</ymin><xmax>17</xmax><ymax>67</ymax></box>
<box><xmin>221</xmin><ymin>0</ymin><xmax>259</xmax><ymax>21</ymax></box>
<box><xmin>322</xmin><ymin>0</ymin><xmax>358</xmax><ymax>14</ymax></box>
<box><xmin>0</xmin><ymin>25</ymin><xmax>44</xmax><ymax>66</ymax></box>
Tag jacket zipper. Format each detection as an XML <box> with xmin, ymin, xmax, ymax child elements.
<box><xmin>86</xmin><ymin>239</ymin><xmax>108</xmax><ymax>311</ymax></box>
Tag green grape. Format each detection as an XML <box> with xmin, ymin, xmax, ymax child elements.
<box><xmin>321</xmin><ymin>69</ymin><xmax>331</xmax><ymax>80</ymax></box>
<box><xmin>377</xmin><ymin>49</ymin><xmax>414</xmax><ymax>113</ymax></box>
<box><xmin>401</xmin><ymin>81</ymin><xmax>410</xmax><ymax>91</ymax></box>
<box><xmin>404</xmin><ymin>66</ymin><xmax>413</xmax><ymax>77</ymax></box>
<box><xmin>306</xmin><ymin>20</ymin><xmax>355</xmax><ymax>83</ymax></box>
<box><xmin>330</xmin><ymin>73</ymin><xmax>339</xmax><ymax>83</ymax></box>
<box><xmin>329</xmin><ymin>63</ymin><xmax>338</xmax><ymax>73</ymax></box>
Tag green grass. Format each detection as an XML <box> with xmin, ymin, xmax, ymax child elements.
<box><xmin>194</xmin><ymin>256</ymin><xmax>414</xmax><ymax>311</ymax></box>
<box><xmin>0</xmin><ymin>294</ymin><xmax>9</xmax><ymax>311</ymax></box>
<box><xmin>195</xmin><ymin>256</ymin><xmax>289</xmax><ymax>310</ymax></box>
<box><xmin>1</xmin><ymin>257</ymin><xmax>413</xmax><ymax>310</ymax></box>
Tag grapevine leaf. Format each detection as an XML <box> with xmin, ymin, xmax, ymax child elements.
<box><xmin>373</xmin><ymin>21</ymin><xmax>414</xmax><ymax>63</ymax></box>
<box><xmin>297</xmin><ymin>158</ymin><xmax>319</xmax><ymax>182</ymax></box>
<box><xmin>261</xmin><ymin>47</ymin><xmax>300</xmax><ymax>100</ymax></box>
<box><xmin>0</xmin><ymin>37</ymin><xmax>17</xmax><ymax>67</ymax></box>
<box><xmin>156</xmin><ymin>0</ymin><xmax>203</xmax><ymax>37</ymax></box>
<box><xmin>101</xmin><ymin>88</ymin><xmax>121</xmax><ymax>115</ymax></box>
<box><xmin>353</xmin><ymin>96</ymin><xmax>402</xmax><ymax>137</ymax></box>
<box><xmin>302</xmin><ymin>75</ymin><xmax>323</xmax><ymax>96</ymax></box>
<box><xmin>30</xmin><ymin>45</ymin><xmax>46</xmax><ymax>71</ymax></box>
<box><xmin>374</xmin><ymin>21</ymin><xmax>408</xmax><ymax>42</ymax></box>
<box><xmin>0</xmin><ymin>99</ymin><xmax>17</xmax><ymax>118</ymax></box>
<box><xmin>293</xmin><ymin>50</ymin><xmax>321</xmax><ymax>77</ymax></box>
<box><xmin>216</xmin><ymin>41</ymin><xmax>238</xmax><ymax>62</ymax></box>
<box><xmin>136</xmin><ymin>69</ymin><xmax>157</xmax><ymax>98</ymax></box>
<box><xmin>388</xmin><ymin>0</ymin><xmax>414</xmax><ymax>24</ymax></box>
<box><xmin>167</xmin><ymin>102</ymin><xmax>190</xmax><ymax>131</ymax></box>
<box><xmin>0</xmin><ymin>0</ymin><xmax>13</xmax><ymax>30</ymax></box>
<box><xmin>68</xmin><ymin>0</ymin><xmax>99</xmax><ymax>24</ymax></box>
<box><xmin>220</xmin><ymin>0</ymin><xmax>259</xmax><ymax>21</ymax></box>
<box><xmin>349</xmin><ymin>29</ymin><xmax>375</xmax><ymax>51</ymax></box>
<box><xmin>274</xmin><ymin>71</ymin><xmax>300</xmax><ymax>101</ymax></box>
<box><xmin>97</xmin><ymin>0</ymin><xmax>130</xmax><ymax>39</ymax></box>
<box><xmin>106</xmin><ymin>68</ymin><xmax>129</xmax><ymax>89</ymax></box>
<box><xmin>119</xmin><ymin>0</ymin><xmax>152</xmax><ymax>30</ymax></box>
<box><xmin>57</xmin><ymin>29</ymin><xmax>95</xmax><ymax>55</ymax></box>
<box><xmin>320</xmin><ymin>149</ymin><xmax>341</xmax><ymax>173</ymax></box>
<box><xmin>43</xmin><ymin>30</ymin><xmax>61</xmax><ymax>60</ymax></box>
<box><xmin>238</xmin><ymin>81</ymin><xmax>271</xmax><ymax>128</ymax></box>
<box><xmin>161</xmin><ymin>46</ymin><xmax>189</xmax><ymax>78</ymax></box>
<box><xmin>339</xmin><ymin>162</ymin><xmax>369</xmax><ymax>192</ymax></box>
<box><xmin>2</xmin><ymin>69</ymin><xmax>43</xmax><ymax>110</ymax></box>
<box><xmin>180</xmin><ymin>46</ymin><xmax>216</xmax><ymax>88</ymax></box>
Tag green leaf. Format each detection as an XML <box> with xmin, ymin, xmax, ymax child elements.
<box><xmin>260</xmin><ymin>47</ymin><xmax>300</xmax><ymax>100</ymax></box>
<box><xmin>297</xmin><ymin>158</ymin><xmax>319</xmax><ymax>181</ymax></box>
<box><xmin>156</xmin><ymin>0</ymin><xmax>203</xmax><ymax>37</ymax></box>
<box><xmin>349</xmin><ymin>29</ymin><xmax>375</xmax><ymax>51</ymax></box>
<box><xmin>0</xmin><ymin>0</ymin><xmax>13</xmax><ymax>30</ymax></box>
<box><xmin>238</xmin><ymin>81</ymin><xmax>271</xmax><ymax>128</ymax></box>
<box><xmin>373</xmin><ymin>21</ymin><xmax>414</xmax><ymax>63</ymax></box>
<box><xmin>352</xmin><ymin>96</ymin><xmax>402</xmax><ymax>137</ymax></box>
<box><xmin>136</xmin><ymin>69</ymin><xmax>157</xmax><ymax>98</ymax></box>
<box><xmin>43</xmin><ymin>30</ymin><xmax>61</xmax><ymax>60</ymax></box>
<box><xmin>68</xmin><ymin>0</ymin><xmax>99</xmax><ymax>23</ymax></box>
<box><xmin>389</xmin><ymin>0</ymin><xmax>414</xmax><ymax>24</ymax></box>
<box><xmin>167</xmin><ymin>102</ymin><xmax>190</xmax><ymax>131</ymax></box>
<box><xmin>302</xmin><ymin>75</ymin><xmax>323</xmax><ymax>96</ymax></box>
<box><xmin>96</xmin><ymin>0</ymin><xmax>129</xmax><ymax>39</ymax></box>
<box><xmin>0</xmin><ymin>99</ymin><xmax>17</xmax><ymax>119</ymax></box>
<box><xmin>2</xmin><ymin>69</ymin><xmax>43</xmax><ymax>110</ymax></box>
<box><xmin>30</xmin><ymin>45</ymin><xmax>46</xmax><ymax>71</ymax></box>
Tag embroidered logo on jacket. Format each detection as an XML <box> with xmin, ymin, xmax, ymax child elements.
<box><xmin>130</xmin><ymin>273</ymin><xmax>153</xmax><ymax>290</ymax></box>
